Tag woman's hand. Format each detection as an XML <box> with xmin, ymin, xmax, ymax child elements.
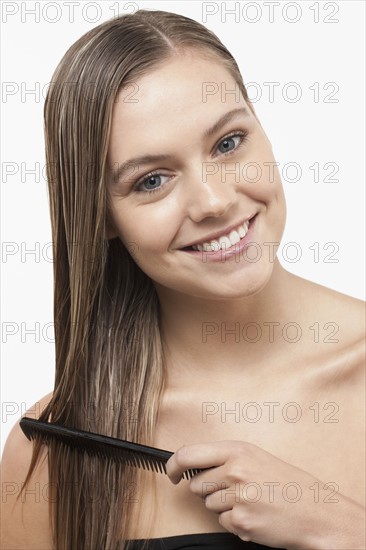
<box><xmin>166</xmin><ymin>440</ymin><xmax>365</xmax><ymax>550</ymax></box>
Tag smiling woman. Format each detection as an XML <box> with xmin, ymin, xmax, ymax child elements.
<box><xmin>1</xmin><ymin>7</ymin><xmax>365</xmax><ymax>550</ymax></box>
<box><xmin>105</xmin><ymin>51</ymin><xmax>287</xmax><ymax>302</ymax></box>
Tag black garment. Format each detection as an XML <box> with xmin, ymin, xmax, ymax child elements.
<box><xmin>125</xmin><ymin>531</ymin><xmax>285</xmax><ymax>549</ymax></box>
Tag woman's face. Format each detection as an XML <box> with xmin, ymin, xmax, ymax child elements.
<box><xmin>106</xmin><ymin>51</ymin><xmax>286</xmax><ymax>300</ymax></box>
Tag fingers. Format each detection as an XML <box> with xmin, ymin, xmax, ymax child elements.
<box><xmin>166</xmin><ymin>441</ymin><xmax>234</xmax><ymax>484</ymax></box>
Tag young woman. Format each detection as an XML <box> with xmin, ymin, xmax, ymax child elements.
<box><xmin>1</xmin><ymin>8</ymin><xmax>365</xmax><ymax>550</ymax></box>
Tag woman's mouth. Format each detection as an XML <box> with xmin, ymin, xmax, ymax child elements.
<box><xmin>180</xmin><ymin>213</ymin><xmax>258</xmax><ymax>260</ymax></box>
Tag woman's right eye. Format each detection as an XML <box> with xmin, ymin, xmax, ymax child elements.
<box><xmin>134</xmin><ymin>171</ymin><xmax>172</xmax><ymax>195</ymax></box>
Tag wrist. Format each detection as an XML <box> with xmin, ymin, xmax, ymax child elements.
<box><xmin>307</xmin><ymin>496</ymin><xmax>366</xmax><ymax>550</ymax></box>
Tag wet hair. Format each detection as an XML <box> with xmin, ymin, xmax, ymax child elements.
<box><xmin>21</xmin><ymin>9</ymin><xmax>250</xmax><ymax>549</ymax></box>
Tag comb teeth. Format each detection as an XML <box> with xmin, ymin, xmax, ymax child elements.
<box><xmin>19</xmin><ymin>418</ymin><xmax>206</xmax><ymax>480</ymax></box>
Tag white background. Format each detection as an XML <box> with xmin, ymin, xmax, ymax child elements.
<box><xmin>1</xmin><ymin>0</ymin><xmax>365</xmax><ymax>454</ymax></box>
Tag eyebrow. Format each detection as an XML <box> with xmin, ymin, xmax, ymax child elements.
<box><xmin>109</xmin><ymin>106</ymin><xmax>250</xmax><ymax>185</ymax></box>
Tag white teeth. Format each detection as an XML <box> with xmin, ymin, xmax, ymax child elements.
<box><xmin>238</xmin><ymin>225</ymin><xmax>246</xmax><ymax>238</ymax></box>
<box><xmin>218</xmin><ymin>236</ymin><xmax>232</xmax><ymax>249</ymax></box>
<box><xmin>229</xmin><ymin>230</ymin><xmax>241</xmax><ymax>245</ymax></box>
<box><xmin>240</xmin><ymin>220</ymin><xmax>249</xmax><ymax>236</ymax></box>
<box><xmin>192</xmin><ymin>218</ymin><xmax>251</xmax><ymax>251</ymax></box>
<box><xmin>206</xmin><ymin>241</ymin><xmax>220</xmax><ymax>252</ymax></box>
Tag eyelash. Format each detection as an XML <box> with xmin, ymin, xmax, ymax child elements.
<box><xmin>133</xmin><ymin>130</ymin><xmax>249</xmax><ymax>196</ymax></box>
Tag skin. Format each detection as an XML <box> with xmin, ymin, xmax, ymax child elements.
<box><xmin>1</xmin><ymin>51</ymin><xmax>365</xmax><ymax>549</ymax></box>
<box><xmin>106</xmin><ymin>51</ymin><xmax>365</xmax><ymax>548</ymax></box>
<box><xmin>106</xmin><ymin>52</ymin><xmax>297</xmax><ymax>392</ymax></box>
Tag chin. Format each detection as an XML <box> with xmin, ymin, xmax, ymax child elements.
<box><xmin>181</xmin><ymin>259</ymin><xmax>275</xmax><ymax>300</ymax></box>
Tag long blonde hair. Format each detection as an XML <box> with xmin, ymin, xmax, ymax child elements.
<box><xmin>21</xmin><ymin>9</ymin><xmax>250</xmax><ymax>549</ymax></box>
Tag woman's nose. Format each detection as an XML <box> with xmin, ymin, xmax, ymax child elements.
<box><xmin>183</xmin><ymin>163</ymin><xmax>237</xmax><ymax>221</ymax></box>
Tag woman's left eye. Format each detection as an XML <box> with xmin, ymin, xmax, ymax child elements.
<box><xmin>214</xmin><ymin>132</ymin><xmax>248</xmax><ymax>157</ymax></box>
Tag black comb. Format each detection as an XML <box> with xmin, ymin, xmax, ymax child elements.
<box><xmin>19</xmin><ymin>418</ymin><xmax>206</xmax><ymax>480</ymax></box>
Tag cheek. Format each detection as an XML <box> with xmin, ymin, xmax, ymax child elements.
<box><xmin>111</xmin><ymin>200</ymin><xmax>180</xmax><ymax>254</ymax></box>
<box><xmin>240</xmin><ymin>142</ymin><xmax>283</xmax><ymax>201</ymax></box>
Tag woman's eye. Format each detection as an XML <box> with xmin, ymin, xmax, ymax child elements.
<box><xmin>135</xmin><ymin>173</ymin><xmax>171</xmax><ymax>194</ymax></box>
<box><xmin>215</xmin><ymin>133</ymin><xmax>246</xmax><ymax>157</ymax></box>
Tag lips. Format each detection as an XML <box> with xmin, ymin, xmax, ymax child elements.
<box><xmin>180</xmin><ymin>213</ymin><xmax>258</xmax><ymax>251</ymax></box>
<box><xmin>181</xmin><ymin>213</ymin><xmax>258</xmax><ymax>261</ymax></box>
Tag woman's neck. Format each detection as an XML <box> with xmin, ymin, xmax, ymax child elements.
<box><xmin>155</xmin><ymin>259</ymin><xmax>304</xmax><ymax>386</ymax></box>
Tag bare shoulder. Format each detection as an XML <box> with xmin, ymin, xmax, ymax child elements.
<box><xmin>316</xmin><ymin>283</ymin><xmax>365</xmax><ymax>377</ymax></box>
<box><xmin>0</xmin><ymin>392</ymin><xmax>54</xmax><ymax>550</ymax></box>
<box><xmin>287</xmin><ymin>272</ymin><xmax>365</xmax><ymax>384</ymax></box>
<box><xmin>291</xmin><ymin>272</ymin><xmax>365</xmax><ymax>344</ymax></box>
<box><xmin>294</xmin><ymin>273</ymin><xmax>365</xmax><ymax>323</ymax></box>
